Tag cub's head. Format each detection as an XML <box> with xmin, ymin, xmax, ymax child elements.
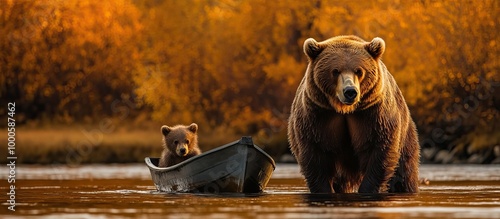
<box><xmin>161</xmin><ymin>123</ymin><xmax>198</xmax><ymax>157</ymax></box>
<box><xmin>303</xmin><ymin>35</ymin><xmax>385</xmax><ymax>114</ymax></box>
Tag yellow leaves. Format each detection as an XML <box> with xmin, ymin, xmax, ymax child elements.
<box><xmin>263</xmin><ymin>54</ymin><xmax>304</xmax><ymax>87</ymax></box>
<box><xmin>228</xmin><ymin>106</ymin><xmax>273</xmax><ymax>135</ymax></box>
<box><xmin>466</xmin><ymin>75</ymin><xmax>480</xmax><ymax>85</ymax></box>
<box><xmin>206</xmin><ymin>1</ymin><xmax>236</xmax><ymax>21</ymax></box>
<box><xmin>0</xmin><ymin>0</ymin><xmax>142</xmax><ymax>122</ymax></box>
<box><xmin>1</xmin><ymin>0</ymin><xmax>497</xmax><ymax>150</ymax></box>
<box><xmin>489</xmin><ymin>40</ymin><xmax>496</xmax><ymax>47</ymax></box>
<box><xmin>127</xmin><ymin>0</ymin><xmax>499</xmax><ymax>145</ymax></box>
<box><xmin>314</xmin><ymin>5</ymin><xmax>350</xmax><ymax>36</ymax></box>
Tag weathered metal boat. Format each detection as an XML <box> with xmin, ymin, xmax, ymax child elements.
<box><xmin>145</xmin><ymin>136</ymin><xmax>275</xmax><ymax>193</ymax></box>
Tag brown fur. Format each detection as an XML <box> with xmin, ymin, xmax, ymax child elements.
<box><xmin>288</xmin><ymin>35</ymin><xmax>420</xmax><ymax>193</ymax></box>
<box><xmin>158</xmin><ymin>123</ymin><xmax>201</xmax><ymax>167</ymax></box>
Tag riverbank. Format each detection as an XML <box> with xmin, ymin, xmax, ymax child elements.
<box><xmin>1</xmin><ymin>127</ymin><xmax>161</xmax><ymax>164</ymax></box>
<box><xmin>421</xmin><ymin>130</ymin><xmax>500</xmax><ymax>164</ymax></box>
<box><xmin>0</xmin><ymin>125</ymin><xmax>277</xmax><ymax>164</ymax></box>
<box><xmin>2</xmin><ymin>126</ymin><xmax>499</xmax><ymax>165</ymax></box>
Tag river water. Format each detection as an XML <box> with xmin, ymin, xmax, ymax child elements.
<box><xmin>1</xmin><ymin>164</ymin><xmax>499</xmax><ymax>218</ymax></box>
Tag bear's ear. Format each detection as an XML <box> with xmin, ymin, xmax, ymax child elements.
<box><xmin>161</xmin><ymin>125</ymin><xmax>171</xmax><ymax>136</ymax></box>
<box><xmin>303</xmin><ymin>38</ymin><xmax>324</xmax><ymax>60</ymax></box>
<box><xmin>365</xmin><ymin>37</ymin><xmax>385</xmax><ymax>60</ymax></box>
<box><xmin>188</xmin><ymin>123</ymin><xmax>198</xmax><ymax>133</ymax></box>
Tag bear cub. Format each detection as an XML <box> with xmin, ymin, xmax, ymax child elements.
<box><xmin>158</xmin><ymin>123</ymin><xmax>201</xmax><ymax>167</ymax></box>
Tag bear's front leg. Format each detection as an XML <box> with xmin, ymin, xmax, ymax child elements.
<box><xmin>388</xmin><ymin>131</ymin><xmax>420</xmax><ymax>193</ymax></box>
<box><xmin>306</xmin><ymin>173</ymin><xmax>333</xmax><ymax>193</ymax></box>
<box><xmin>358</xmin><ymin>145</ymin><xmax>401</xmax><ymax>193</ymax></box>
<box><xmin>300</xmin><ymin>150</ymin><xmax>334</xmax><ymax>193</ymax></box>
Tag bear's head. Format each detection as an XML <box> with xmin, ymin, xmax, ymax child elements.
<box><xmin>161</xmin><ymin>123</ymin><xmax>198</xmax><ymax>157</ymax></box>
<box><xmin>303</xmin><ymin>35</ymin><xmax>386</xmax><ymax>114</ymax></box>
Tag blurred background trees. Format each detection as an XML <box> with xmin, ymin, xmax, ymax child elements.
<box><xmin>1</xmin><ymin>0</ymin><xmax>142</xmax><ymax>122</ymax></box>
<box><xmin>1</xmin><ymin>0</ymin><xmax>498</xmax><ymax>162</ymax></box>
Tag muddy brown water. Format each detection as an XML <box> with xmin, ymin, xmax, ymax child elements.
<box><xmin>1</xmin><ymin>164</ymin><xmax>499</xmax><ymax>218</ymax></box>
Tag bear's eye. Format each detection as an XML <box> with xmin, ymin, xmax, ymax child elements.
<box><xmin>354</xmin><ymin>68</ymin><xmax>363</xmax><ymax>76</ymax></box>
<box><xmin>186</xmin><ymin>140</ymin><xmax>190</xmax><ymax>144</ymax></box>
<box><xmin>174</xmin><ymin>140</ymin><xmax>179</xmax><ymax>145</ymax></box>
<box><xmin>332</xmin><ymin>69</ymin><xmax>340</xmax><ymax>76</ymax></box>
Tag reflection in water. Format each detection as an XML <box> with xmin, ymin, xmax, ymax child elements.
<box><xmin>1</xmin><ymin>164</ymin><xmax>499</xmax><ymax>218</ymax></box>
<box><xmin>302</xmin><ymin>193</ymin><xmax>413</xmax><ymax>207</ymax></box>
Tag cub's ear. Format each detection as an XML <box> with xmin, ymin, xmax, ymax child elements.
<box><xmin>303</xmin><ymin>38</ymin><xmax>324</xmax><ymax>60</ymax></box>
<box><xmin>188</xmin><ymin>123</ymin><xmax>198</xmax><ymax>133</ymax></box>
<box><xmin>161</xmin><ymin>125</ymin><xmax>171</xmax><ymax>136</ymax></box>
<box><xmin>365</xmin><ymin>37</ymin><xmax>385</xmax><ymax>59</ymax></box>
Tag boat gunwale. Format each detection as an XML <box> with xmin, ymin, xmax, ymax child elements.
<box><xmin>145</xmin><ymin>136</ymin><xmax>276</xmax><ymax>171</ymax></box>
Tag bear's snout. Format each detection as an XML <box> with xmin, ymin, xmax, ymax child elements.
<box><xmin>179</xmin><ymin>147</ymin><xmax>186</xmax><ymax>154</ymax></box>
<box><xmin>336</xmin><ymin>72</ymin><xmax>360</xmax><ymax>106</ymax></box>
<box><xmin>343</xmin><ymin>86</ymin><xmax>358</xmax><ymax>104</ymax></box>
<box><xmin>176</xmin><ymin>144</ymin><xmax>189</xmax><ymax>156</ymax></box>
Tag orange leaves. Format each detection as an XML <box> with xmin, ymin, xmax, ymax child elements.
<box><xmin>0</xmin><ymin>0</ymin><xmax>142</xmax><ymax>122</ymax></box>
<box><xmin>263</xmin><ymin>54</ymin><xmax>303</xmax><ymax>89</ymax></box>
<box><xmin>131</xmin><ymin>0</ymin><xmax>499</xmax><ymax>145</ymax></box>
<box><xmin>1</xmin><ymin>0</ymin><xmax>497</xmax><ymax>151</ymax></box>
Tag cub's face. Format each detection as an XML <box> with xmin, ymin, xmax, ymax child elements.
<box><xmin>161</xmin><ymin>123</ymin><xmax>198</xmax><ymax>157</ymax></box>
<box><xmin>304</xmin><ymin>36</ymin><xmax>385</xmax><ymax>114</ymax></box>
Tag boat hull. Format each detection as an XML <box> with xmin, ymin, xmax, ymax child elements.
<box><xmin>145</xmin><ymin>136</ymin><xmax>275</xmax><ymax>193</ymax></box>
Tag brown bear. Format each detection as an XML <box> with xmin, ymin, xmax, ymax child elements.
<box><xmin>158</xmin><ymin>123</ymin><xmax>201</xmax><ymax>167</ymax></box>
<box><xmin>288</xmin><ymin>35</ymin><xmax>420</xmax><ymax>193</ymax></box>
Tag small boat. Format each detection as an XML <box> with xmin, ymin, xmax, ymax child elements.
<box><xmin>145</xmin><ymin>136</ymin><xmax>276</xmax><ymax>193</ymax></box>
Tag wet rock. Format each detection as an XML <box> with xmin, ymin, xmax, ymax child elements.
<box><xmin>420</xmin><ymin>178</ymin><xmax>430</xmax><ymax>185</ymax></box>
<box><xmin>494</xmin><ymin>145</ymin><xmax>500</xmax><ymax>157</ymax></box>
<box><xmin>422</xmin><ymin>147</ymin><xmax>438</xmax><ymax>161</ymax></box>
<box><xmin>467</xmin><ymin>154</ymin><xmax>483</xmax><ymax>164</ymax></box>
<box><xmin>279</xmin><ymin>154</ymin><xmax>297</xmax><ymax>163</ymax></box>
<box><xmin>467</xmin><ymin>144</ymin><xmax>476</xmax><ymax>155</ymax></box>
<box><xmin>435</xmin><ymin>150</ymin><xmax>453</xmax><ymax>164</ymax></box>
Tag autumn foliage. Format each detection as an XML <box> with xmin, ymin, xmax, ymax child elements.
<box><xmin>1</xmin><ymin>0</ymin><xmax>499</xmax><ymax>159</ymax></box>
